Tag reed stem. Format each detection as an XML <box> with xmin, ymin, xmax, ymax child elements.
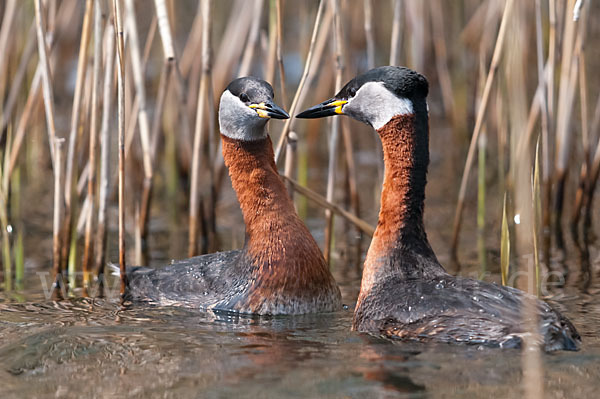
<box><xmin>274</xmin><ymin>0</ymin><xmax>327</xmax><ymax>164</ymax></box>
<box><xmin>324</xmin><ymin>0</ymin><xmax>345</xmax><ymax>265</ymax></box>
<box><xmin>52</xmin><ymin>138</ymin><xmax>65</xmax><ymax>299</ymax></box>
<box><xmin>83</xmin><ymin>0</ymin><xmax>105</xmax><ymax>291</ymax></box>
<box><xmin>189</xmin><ymin>0</ymin><xmax>213</xmax><ymax>257</ymax></box>
<box><xmin>94</xmin><ymin>19</ymin><xmax>115</xmax><ymax>280</ymax></box>
<box><xmin>389</xmin><ymin>0</ymin><xmax>402</xmax><ymax>66</ymax></box>
<box><xmin>450</xmin><ymin>0</ymin><xmax>515</xmax><ymax>261</ymax></box>
<box><xmin>113</xmin><ymin>0</ymin><xmax>128</xmax><ymax>302</ymax></box>
<box><xmin>33</xmin><ymin>0</ymin><xmax>59</xmax><ymax>167</ymax></box>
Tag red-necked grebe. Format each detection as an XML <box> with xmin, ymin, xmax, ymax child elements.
<box><xmin>126</xmin><ymin>77</ymin><xmax>341</xmax><ymax>315</ymax></box>
<box><xmin>297</xmin><ymin>66</ymin><xmax>579</xmax><ymax>351</ymax></box>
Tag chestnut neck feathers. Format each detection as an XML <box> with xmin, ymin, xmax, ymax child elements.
<box><xmin>221</xmin><ymin>135</ymin><xmax>334</xmax><ymax>292</ymax></box>
<box><xmin>360</xmin><ymin>107</ymin><xmax>446</xmax><ymax>296</ymax></box>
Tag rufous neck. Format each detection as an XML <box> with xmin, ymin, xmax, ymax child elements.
<box><xmin>377</xmin><ymin>113</ymin><xmax>428</xmax><ymax>239</ymax></box>
<box><xmin>221</xmin><ymin>135</ymin><xmax>297</xmax><ymax>242</ymax></box>
<box><xmin>361</xmin><ymin>111</ymin><xmax>443</xmax><ymax>289</ymax></box>
<box><xmin>220</xmin><ymin>134</ymin><xmax>338</xmax><ymax>311</ymax></box>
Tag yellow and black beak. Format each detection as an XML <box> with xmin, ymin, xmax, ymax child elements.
<box><xmin>249</xmin><ymin>101</ymin><xmax>290</xmax><ymax>119</ymax></box>
<box><xmin>296</xmin><ymin>98</ymin><xmax>347</xmax><ymax>119</ymax></box>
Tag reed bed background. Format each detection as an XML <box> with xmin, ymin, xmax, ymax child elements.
<box><xmin>0</xmin><ymin>0</ymin><xmax>598</xmax><ymax>309</ymax></box>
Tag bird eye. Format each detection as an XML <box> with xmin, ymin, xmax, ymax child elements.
<box><xmin>349</xmin><ymin>87</ymin><xmax>357</xmax><ymax>97</ymax></box>
<box><xmin>239</xmin><ymin>93</ymin><xmax>249</xmax><ymax>103</ymax></box>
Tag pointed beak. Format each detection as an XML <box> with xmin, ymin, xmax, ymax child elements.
<box><xmin>296</xmin><ymin>98</ymin><xmax>347</xmax><ymax>119</ymax></box>
<box><xmin>249</xmin><ymin>101</ymin><xmax>290</xmax><ymax>119</ymax></box>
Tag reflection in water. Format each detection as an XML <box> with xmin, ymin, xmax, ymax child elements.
<box><xmin>356</xmin><ymin>339</ymin><xmax>426</xmax><ymax>394</ymax></box>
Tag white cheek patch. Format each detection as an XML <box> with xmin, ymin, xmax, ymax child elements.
<box><xmin>344</xmin><ymin>81</ymin><xmax>414</xmax><ymax>130</ymax></box>
<box><xmin>218</xmin><ymin>90</ymin><xmax>268</xmax><ymax>141</ymax></box>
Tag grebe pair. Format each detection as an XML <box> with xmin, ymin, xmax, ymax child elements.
<box><xmin>127</xmin><ymin>68</ymin><xmax>579</xmax><ymax>351</ymax></box>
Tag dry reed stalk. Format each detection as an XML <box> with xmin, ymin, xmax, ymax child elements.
<box><xmin>108</xmin><ymin>12</ymin><xmax>157</xmax><ymax>211</ymax></box>
<box><xmin>569</xmin><ymin>0</ymin><xmax>590</xmax><ymax>234</ymax></box>
<box><xmin>217</xmin><ymin>1</ymin><xmax>333</xmax><ymax>204</ymax></box>
<box><xmin>275</xmin><ymin>0</ymin><xmax>296</xmax><ymax>206</ymax></box>
<box><xmin>389</xmin><ymin>0</ymin><xmax>402</xmax><ymax>66</ymax></box>
<box><xmin>198</xmin><ymin>3</ymin><xmax>255</xmax><ymax>191</ymax></box>
<box><xmin>429</xmin><ymin>0</ymin><xmax>455</xmax><ymax>118</ymax></box>
<box><xmin>284</xmin><ymin>131</ymin><xmax>298</xmax><ymax>196</ymax></box>
<box><xmin>534</xmin><ymin>0</ymin><xmax>552</xmax><ymax>264</ymax></box>
<box><xmin>324</xmin><ymin>0</ymin><xmax>345</xmax><ymax>264</ymax></box>
<box><xmin>52</xmin><ymin>138</ymin><xmax>65</xmax><ymax>300</ymax></box>
<box><xmin>113</xmin><ymin>0</ymin><xmax>128</xmax><ymax>301</ymax></box>
<box><xmin>516</xmin><ymin>147</ymin><xmax>544</xmax><ymax>399</ymax></box>
<box><xmin>405</xmin><ymin>0</ymin><xmax>426</xmax><ymax>71</ymax></box>
<box><xmin>154</xmin><ymin>0</ymin><xmax>193</xmax><ymax>179</ymax></box>
<box><xmin>94</xmin><ymin>21</ymin><xmax>115</xmax><ymax>279</ymax></box>
<box><xmin>64</xmin><ymin>0</ymin><xmax>93</xmax><ymax>213</ymax></box>
<box><xmin>61</xmin><ymin>0</ymin><xmax>93</xmax><ymax>285</ymax></box>
<box><xmin>82</xmin><ymin>0</ymin><xmax>105</xmax><ymax>291</ymax></box>
<box><xmin>340</xmin><ymin>117</ymin><xmax>362</xmax><ymax>263</ymax></box>
<box><xmin>282</xmin><ymin>175</ymin><xmax>374</xmax><ymax>236</ymax></box>
<box><xmin>553</xmin><ymin>0</ymin><xmax>578</xmax><ymax>250</ymax></box>
<box><xmin>152</xmin><ymin>0</ymin><xmax>178</xmax><ymax>144</ymax></box>
<box><xmin>585</xmin><ymin>118</ymin><xmax>600</xmax><ymax>232</ymax></box>
<box><xmin>450</xmin><ymin>0</ymin><xmax>515</xmax><ymax>260</ymax></box>
<box><xmin>211</xmin><ymin>0</ymin><xmax>253</xmax><ymax>101</ymax></box>
<box><xmin>275</xmin><ymin>0</ymin><xmax>288</xmax><ymax>107</ymax></box>
<box><xmin>6</xmin><ymin>3</ymin><xmax>73</xmax><ymax>178</ymax></box>
<box><xmin>180</xmin><ymin>1</ymin><xmax>203</xmax><ymax>77</ymax></box>
<box><xmin>213</xmin><ymin>0</ymin><xmax>252</xmax><ymax>75</ymax></box>
<box><xmin>238</xmin><ymin>0</ymin><xmax>264</xmax><ymax>77</ymax></box>
<box><xmin>265</xmin><ymin>0</ymin><xmax>277</xmax><ymax>84</ymax></box>
<box><xmin>150</xmin><ymin>61</ymin><xmax>173</xmax><ymax>170</ymax></box>
<box><xmin>274</xmin><ymin>0</ymin><xmax>327</xmax><ymax>164</ymax></box>
<box><xmin>124</xmin><ymin>0</ymin><xmax>158</xmax><ymax>264</ymax></box>
<box><xmin>211</xmin><ymin>0</ymin><xmax>290</xmax><ymax>203</ymax></box>
<box><xmin>0</xmin><ymin>22</ymin><xmax>36</xmax><ymax>136</ymax></box>
<box><xmin>204</xmin><ymin>8</ymin><xmax>219</xmax><ymax>254</ymax></box>
<box><xmin>363</xmin><ymin>0</ymin><xmax>383</xmax><ymax>195</ymax></box>
<box><xmin>124</xmin><ymin>0</ymin><xmax>153</xmax><ymax>179</ymax></box>
<box><xmin>34</xmin><ymin>0</ymin><xmax>59</xmax><ymax>167</ymax></box>
<box><xmin>0</xmin><ymin>0</ymin><xmax>17</xmax><ymax>114</ymax></box>
<box><xmin>7</xmin><ymin>74</ymin><xmax>42</xmax><ymax>179</ymax></box>
<box><xmin>154</xmin><ymin>0</ymin><xmax>175</xmax><ymax>60</ymax></box>
<box><xmin>363</xmin><ymin>0</ymin><xmax>375</xmax><ymax>69</ymax></box>
<box><xmin>547</xmin><ymin>0</ymin><xmax>556</xmax><ymax>127</ymax></box>
<box><xmin>189</xmin><ymin>0</ymin><xmax>213</xmax><ymax>257</ymax></box>
<box><xmin>135</xmin><ymin>58</ymin><xmax>173</xmax><ymax>265</ymax></box>
<box><xmin>533</xmin><ymin>138</ymin><xmax>542</xmax><ymax>295</ymax></box>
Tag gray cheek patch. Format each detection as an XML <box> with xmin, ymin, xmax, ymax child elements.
<box><xmin>344</xmin><ymin>81</ymin><xmax>414</xmax><ymax>130</ymax></box>
<box><xmin>218</xmin><ymin>90</ymin><xmax>268</xmax><ymax>141</ymax></box>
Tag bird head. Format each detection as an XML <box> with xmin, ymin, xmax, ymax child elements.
<box><xmin>296</xmin><ymin>66</ymin><xmax>428</xmax><ymax>130</ymax></box>
<box><xmin>219</xmin><ymin>77</ymin><xmax>289</xmax><ymax>141</ymax></box>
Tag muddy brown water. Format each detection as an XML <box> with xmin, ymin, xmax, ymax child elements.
<box><xmin>1</xmin><ymin>118</ymin><xmax>599</xmax><ymax>398</ymax></box>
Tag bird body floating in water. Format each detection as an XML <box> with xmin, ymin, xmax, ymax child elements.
<box><xmin>297</xmin><ymin>66</ymin><xmax>580</xmax><ymax>351</ymax></box>
<box><xmin>125</xmin><ymin>77</ymin><xmax>341</xmax><ymax>315</ymax></box>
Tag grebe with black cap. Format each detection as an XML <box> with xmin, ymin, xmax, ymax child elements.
<box><xmin>125</xmin><ymin>77</ymin><xmax>341</xmax><ymax>315</ymax></box>
<box><xmin>297</xmin><ymin>66</ymin><xmax>579</xmax><ymax>350</ymax></box>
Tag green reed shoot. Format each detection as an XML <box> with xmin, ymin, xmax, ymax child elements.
<box><xmin>532</xmin><ymin>137</ymin><xmax>542</xmax><ymax>296</ymax></box>
<box><xmin>477</xmin><ymin>132</ymin><xmax>487</xmax><ymax>278</ymax></box>
<box><xmin>501</xmin><ymin>193</ymin><xmax>510</xmax><ymax>286</ymax></box>
<box><xmin>11</xmin><ymin>168</ymin><xmax>23</xmax><ymax>290</ymax></box>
